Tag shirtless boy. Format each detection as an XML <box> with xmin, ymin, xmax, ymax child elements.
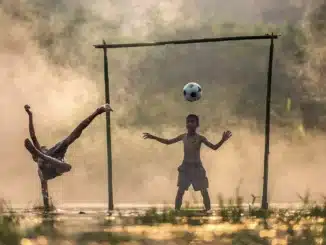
<box><xmin>24</xmin><ymin>103</ymin><xmax>113</xmax><ymax>181</ymax></box>
<box><xmin>143</xmin><ymin>114</ymin><xmax>232</xmax><ymax>211</ymax></box>
<box><xmin>24</xmin><ymin>103</ymin><xmax>113</xmax><ymax>208</ymax></box>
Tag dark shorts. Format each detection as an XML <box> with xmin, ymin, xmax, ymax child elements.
<box><xmin>39</xmin><ymin>167</ymin><xmax>63</xmax><ymax>181</ymax></box>
<box><xmin>47</xmin><ymin>140</ymin><xmax>68</xmax><ymax>159</ymax></box>
<box><xmin>39</xmin><ymin>140</ymin><xmax>70</xmax><ymax>180</ymax></box>
<box><xmin>177</xmin><ymin>164</ymin><xmax>208</xmax><ymax>191</ymax></box>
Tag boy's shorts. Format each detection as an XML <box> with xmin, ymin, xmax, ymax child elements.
<box><xmin>177</xmin><ymin>164</ymin><xmax>209</xmax><ymax>191</ymax></box>
<box><xmin>39</xmin><ymin>140</ymin><xmax>71</xmax><ymax>181</ymax></box>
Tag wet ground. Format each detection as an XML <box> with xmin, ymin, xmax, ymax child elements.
<box><xmin>1</xmin><ymin>204</ymin><xmax>326</xmax><ymax>245</ymax></box>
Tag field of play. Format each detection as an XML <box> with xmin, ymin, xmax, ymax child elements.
<box><xmin>1</xmin><ymin>1</ymin><xmax>326</xmax><ymax>245</ymax></box>
<box><xmin>2</xmin><ymin>195</ymin><xmax>326</xmax><ymax>245</ymax></box>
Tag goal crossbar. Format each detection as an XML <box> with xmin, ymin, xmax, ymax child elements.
<box><xmin>94</xmin><ymin>34</ymin><xmax>278</xmax><ymax>49</ymax></box>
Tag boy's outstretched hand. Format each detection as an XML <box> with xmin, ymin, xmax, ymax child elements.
<box><xmin>143</xmin><ymin>133</ymin><xmax>155</xmax><ymax>139</ymax></box>
<box><xmin>222</xmin><ymin>130</ymin><xmax>232</xmax><ymax>142</ymax></box>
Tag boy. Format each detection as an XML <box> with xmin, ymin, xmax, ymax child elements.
<box><xmin>143</xmin><ymin>114</ymin><xmax>232</xmax><ymax>212</ymax></box>
<box><xmin>24</xmin><ymin>103</ymin><xmax>113</xmax><ymax>181</ymax></box>
<box><xmin>24</xmin><ymin>103</ymin><xmax>113</xmax><ymax>209</ymax></box>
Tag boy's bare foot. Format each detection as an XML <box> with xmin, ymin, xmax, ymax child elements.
<box><xmin>99</xmin><ymin>103</ymin><xmax>113</xmax><ymax>113</ymax></box>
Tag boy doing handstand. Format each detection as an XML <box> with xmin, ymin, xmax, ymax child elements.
<box><xmin>24</xmin><ymin>103</ymin><xmax>113</xmax><ymax>209</ymax></box>
<box><xmin>143</xmin><ymin>114</ymin><xmax>232</xmax><ymax>211</ymax></box>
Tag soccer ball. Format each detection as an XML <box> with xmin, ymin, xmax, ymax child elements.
<box><xmin>183</xmin><ymin>82</ymin><xmax>202</xmax><ymax>102</ymax></box>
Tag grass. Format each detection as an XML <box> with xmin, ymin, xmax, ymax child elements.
<box><xmin>2</xmin><ymin>193</ymin><xmax>326</xmax><ymax>244</ymax></box>
<box><xmin>29</xmin><ymin>198</ymin><xmax>57</xmax><ymax>213</ymax></box>
<box><xmin>0</xmin><ymin>199</ymin><xmax>22</xmax><ymax>245</ymax></box>
<box><xmin>134</xmin><ymin>207</ymin><xmax>213</xmax><ymax>226</ymax></box>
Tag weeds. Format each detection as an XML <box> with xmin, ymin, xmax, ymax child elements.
<box><xmin>1</xmin><ymin>193</ymin><xmax>326</xmax><ymax>244</ymax></box>
<box><xmin>31</xmin><ymin>199</ymin><xmax>56</xmax><ymax>213</ymax></box>
<box><xmin>134</xmin><ymin>207</ymin><xmax>211</xmax><ymax>226</ymax></box>
<box><xmin>217</xmin><ymin>183</ymin><xmax>244</xmax><ymax>224</ymax></box>
<box><xmin>135</xmin><ymin>208</ymin><xmax>178</xmax><ymax>225</ymax></box>
<box><xmin>218</xmin><ymin>194</ymin><xmax>244</xmax><ymax>223</ymax></box>
<box><xmin>0</xmin><ymin>199</ymin><xmax>21</xmax><ymax>245</ymax></box>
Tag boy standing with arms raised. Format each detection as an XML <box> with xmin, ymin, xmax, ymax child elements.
<box><xmin>143</xmin><ymin>114</ymin><xmax>232</xmax><ymax>212</ymax></box>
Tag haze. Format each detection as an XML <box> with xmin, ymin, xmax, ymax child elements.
<box><xmin>0</xmin><ymin>0</ymin><xmax>325</xmax><ymax>207</ymax></box>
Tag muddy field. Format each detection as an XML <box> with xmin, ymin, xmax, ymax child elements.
<box><xmin>1</xmin><ymin>200</ymin><xmax>326</xmax><ymax>245</ymax></box>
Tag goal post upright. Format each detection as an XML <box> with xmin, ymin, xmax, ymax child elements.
<box><xmin>101</xmin><ymin>40</ymin><xmax>114</xmax><ymax>212</ymax></box>
<box><xmin>94</xmin><ymin>33</ymin><xmax>278</xmax><ymax>212</ymax></box>
<box><xmin>262</xmin><ymin>35</ymin><xmax>275</xmax><ymax>210</ymax></box>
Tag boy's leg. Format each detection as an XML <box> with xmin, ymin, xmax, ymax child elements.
<box><xmin>60</xmin><ymin>104</ymin><xmax>113</xmax><ymax>148</ymax></box>
<box><xmin>176</xmin><ymin>168</ymin><xmax>191</xmax><ymax>210</ymax></box>
<box><xmin>175</xmin><ymin>188</ymin><xmax>185</xmax><ymax>210</ymax></box>
<box><xmin>200</xmin><ymin>189</ymin><xmax>211</xmax><ymax>211</ymax></box>
<box><xmin>25</xmin><ymin>139</ymin><xmax>71</xmax><ymax>172</ymax></box>
<box><xmin>192</xmin><ymin>166</ymin><xmax>210</xmax><ymax>210</ymax></box>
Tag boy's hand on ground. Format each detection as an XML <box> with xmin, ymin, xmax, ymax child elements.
<box><xmin>222</xmin><ymin>130</ymin><xmax>232</xmax><ymax>142</ymax></box>
<box><xmin>143</xmin><ymin>133</ymin><xmax>155</xmax><ymax>139</ymax></box>
<box><xmin>24</xmin><ymin>104</ymin><xmax>32</xmax><ymax>114</ymax></box>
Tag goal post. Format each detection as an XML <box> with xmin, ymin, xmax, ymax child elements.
<box><xmin>94</xmin><ymin>33</ymin><xmax>278</xmax><ymax>212</ymax></box>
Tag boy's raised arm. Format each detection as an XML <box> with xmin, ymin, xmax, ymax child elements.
<box><xmin>143</xmin><ymin>133</ymin><xmax>184</xmax><ymax>145</ymax></box>
<box><xmin>202</xmin><ymin>131</ymin><xmax>232</xmax><ymax>150</ymax></box>
<box><xmin>24</xmin><ymin>105</ymin><xmax>41</xmax><ymax>150</ymax></box>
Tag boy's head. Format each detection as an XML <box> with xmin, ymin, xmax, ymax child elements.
<box><xmin>186</xmin><ymin>114</ymin><xmax>199</xmax><ymax>132</ymax></box>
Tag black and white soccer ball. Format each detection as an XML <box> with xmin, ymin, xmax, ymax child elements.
<box><xmin>183</xmin><ymin>82</ymin><xmax>202</xmax><ymax>102</ymax></box>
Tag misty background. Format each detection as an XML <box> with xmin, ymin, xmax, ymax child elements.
<box><xmin>0</xmin><ymin>0</ymin><xmax>325</xmax><ymax>207</ymax></box>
